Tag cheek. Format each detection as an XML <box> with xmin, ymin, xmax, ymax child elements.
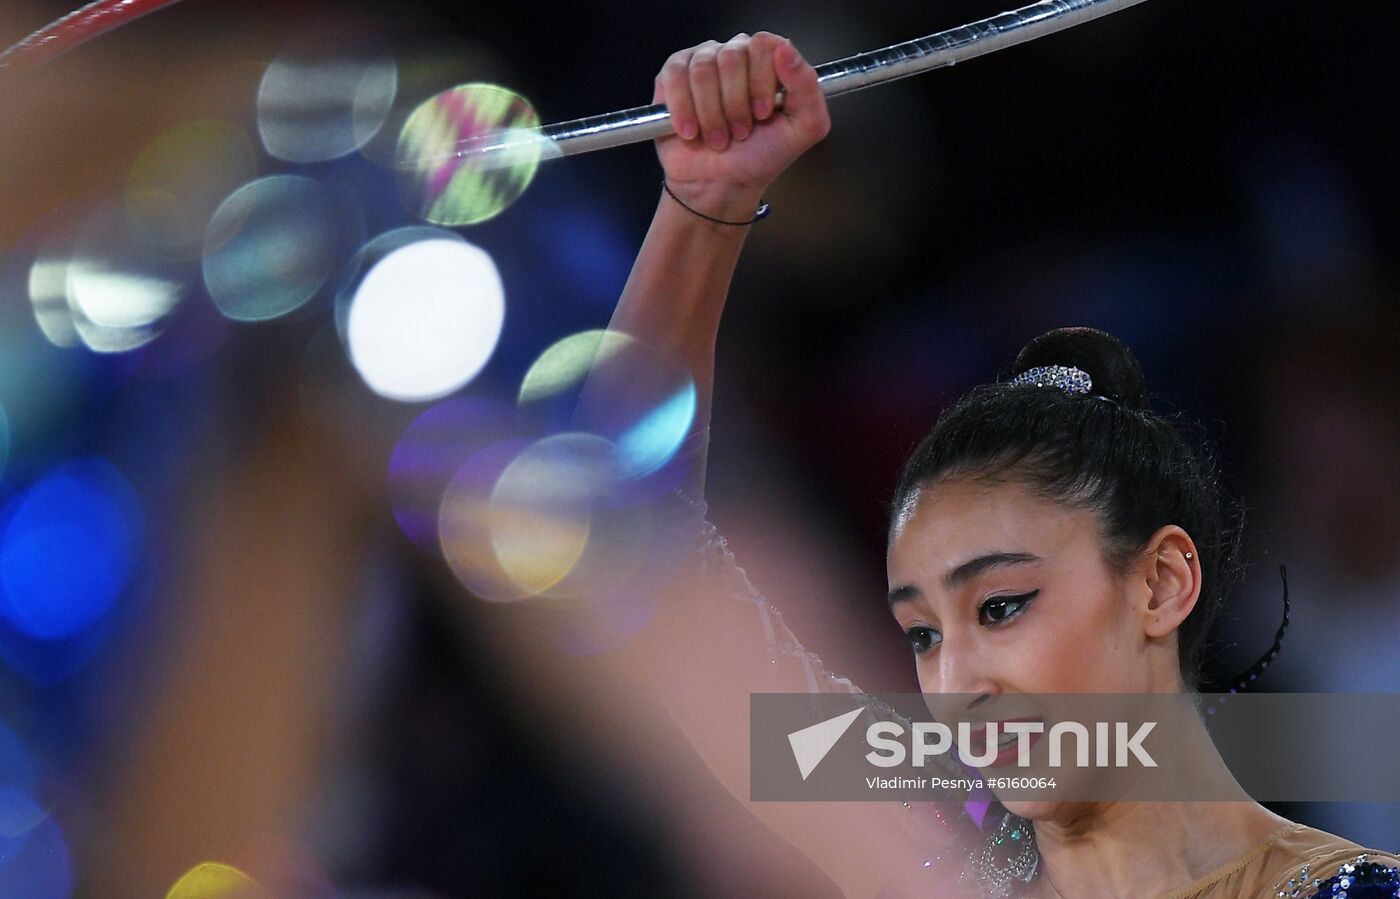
<box><xmin>1027</xmin><ymin>585</ymin><xmax>1141</xmax><ymax>691</ymax></box>
<box><xmin>912</xmin><ymin>659</ymin><xmax>938</xmax><ymax>694</ymax></box>
<box><xmin>922</xmin><ymin>587</ymin><xmax>1139</xmax><ymax>694</ymax></box>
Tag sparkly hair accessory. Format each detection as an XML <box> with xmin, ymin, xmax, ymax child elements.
<box><xmin>1007</xmin><ymin>365</ymin><xmax>1093</xmax><ymax>396</ymax></box>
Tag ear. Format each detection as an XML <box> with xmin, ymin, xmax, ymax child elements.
<box><xmin>1138</xmin><ymin>525</ymin><xmax>1200</xmax><ymax>639</ymax></box>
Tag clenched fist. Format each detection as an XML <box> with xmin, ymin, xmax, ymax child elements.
<box><xmin>653</xmin><ymin>32</ymin><xmax>831</xmax><ymax>216</ymax></box>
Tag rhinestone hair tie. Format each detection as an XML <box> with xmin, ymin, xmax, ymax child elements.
<box><xmin>1007</xmin><ymin>364</ymin><xmax>1093</xmax><ymax>396</ymax></box>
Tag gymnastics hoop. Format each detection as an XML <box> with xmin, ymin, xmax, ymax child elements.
<box><xmin>0</xmin><ymin>0</ymin><xmax>190</xmax><ymax>70</ymax></box>
<box><xmin>2</xmin><ymin>0</ymin><xmax>1150</xmax><ymax>175</ymax></box>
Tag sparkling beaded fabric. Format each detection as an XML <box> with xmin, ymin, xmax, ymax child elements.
<box><xmin>963</xmin><ymin>810</ymin><xmax>1039</xmax><ymax>897</ymax></box>
<box><xmin>1282</xmin><ymin>853</ymin><xmax>1400</xmax><ymax>898</ymax></box>
<box><xmin>1006</xmin><ymin>364</ymin><xmax>1094</xmax><ymax>395</ymax></box>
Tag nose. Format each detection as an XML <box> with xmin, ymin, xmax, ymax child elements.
<box><xmin>928</xmin><ymin>632</ymin><xmax>1000</xmax><ymax>710</ymax></box>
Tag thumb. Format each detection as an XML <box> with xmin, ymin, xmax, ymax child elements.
<box><xmin>776</xmin><ymin>41</ymin><xmax>830</xmax><ymax>144</ymax></box>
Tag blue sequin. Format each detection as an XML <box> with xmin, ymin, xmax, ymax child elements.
<box><xmin>1301</xmin><ymin>857</ymin><xmax>1400</xmax><ymax>898</ymax></box>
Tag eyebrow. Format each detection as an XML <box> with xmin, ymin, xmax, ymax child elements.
<box><xmin>887</xmin><ymin>552</ymin><xmax>1042</xmax><ymax>607</ymax></box>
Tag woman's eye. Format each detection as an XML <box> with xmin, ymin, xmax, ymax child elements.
<box><xmin>906</xmin><ymin>626</ymin><xmax>942</xmax><ymax>655</ymax></box>
<box><xmin>978</xmin><ymin>591</ymin><xmax>1038</xmax><ymax>626</ymax></box>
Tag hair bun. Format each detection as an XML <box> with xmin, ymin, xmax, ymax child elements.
<box><xmin>1011</xmin><ymin>327</ymin><xmax>1149</xmax><ymax>410</ymax></box>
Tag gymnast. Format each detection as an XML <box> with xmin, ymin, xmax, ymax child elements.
<box><xmin>609</xmin><ymin>30</ymin><xmax>1400</xmax><ymax>899</ymax></box>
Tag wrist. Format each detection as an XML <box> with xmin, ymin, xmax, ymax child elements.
<box><xmin>661</xmin><ymin>179</ymin><xmax>768</xmax><ymax>223</ymax></box>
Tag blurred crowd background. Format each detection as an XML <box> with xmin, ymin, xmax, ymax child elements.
<box><xmin>1</xmin><ymin>0</ymin><xmax>1398</xmax><ymax>896</ymax></box>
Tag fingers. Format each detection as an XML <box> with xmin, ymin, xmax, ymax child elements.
<box><xmin>688</xmin><ymin>41</ymin><xmax>728</xmax><ymax>150</ymax></box>
<box><xmin>654</xmin><ymin>33</ymin><xmax>829</xmax><ymax>150</ymax></box>
<box><xmin>717</xmin><ymin>34</ymin><xmax>753</xmax><ymax>142</ymax></box>
<box><xmin>775</xmin><ymin>40</ymin><xmax>831</xmax><ymax>144</ymax></box>
<box><xmin>748</xmin><ymin>32</ymin><xmax>781</xmax><ymax>122</ymax></box>
<box><xmin>656</xmin><ymin>47</ymin><xmax>699</xmax><ymax>140</ymax></box>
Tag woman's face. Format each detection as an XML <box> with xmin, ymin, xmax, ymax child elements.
<box><xmin>886</xmin><ymin>476</ymin><xmax>1178</xmax><ymax>697</ymax></box>
<box><xmin>886</xmin><ymin>476</ymin><xmax>1190</xmax><ymax>821</ymax></box>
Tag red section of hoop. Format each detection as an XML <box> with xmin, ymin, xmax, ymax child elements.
<box><xmin>0</xmin><ymin>0</ymin><xmax>189</xmax><ymax>70</ymax></box>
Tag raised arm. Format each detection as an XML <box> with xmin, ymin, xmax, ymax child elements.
<box><xmin>600</xmin><ymin>37</ymin><xmax>978</xmax><ymax>898</ymax></box>
<box><xmin>607</xmin><ymin>32</ymin><xmax>830</xmax><ymax>494</ymax></box>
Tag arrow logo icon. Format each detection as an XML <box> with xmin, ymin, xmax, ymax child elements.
<box><xmin>787</xmin><ymin>708</ymin><xmax>864</xmax><ymax>780</ymax></box>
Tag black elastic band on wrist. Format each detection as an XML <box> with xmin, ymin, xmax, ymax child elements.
<box><xmin>662</xmin><ymin>179</ymin><xmax>771</xmax><ymax>226</ymax></box>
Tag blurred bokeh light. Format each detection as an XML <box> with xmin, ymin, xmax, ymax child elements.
<box><xmin>487</xmin><ymin>432</ymin><xmax>617</xmax><ymax>596</ymax></box>
<box><xmin>387</xmin><ymin>396</ymin><xmax>516</xmax><ymax>553</ymax></box>
<box><xmin>332</xmin><ymin>225</ymin><xmax>464</xmax><ymax>342</ymax></box>
<box><xmin>202</xmin><ymin>175</ymin><xmax>342</xmax><ymax>322</ymax></box>
<box><xmin>257</xmin><ymin>56</ymin><xmax>398</xmax><ymax>164</ymax></box>
<box><xmin>0</xmin><ymin>459</ymin><xmax>141</xmax><ymax>641</ymax></box>
<box><xmin>346</xmin><ymin>237</ymin><xmax>505</xmax><ymax>401</ymax></box>
<box><xmin>0</xmin><ymin>788</ymin><xmax>73</xmax><ymax>899</ymax></box>
<box><xmin>434</xmin><ymin>436</ymin><xmax>534</xmax><ymax>602</ymax></box>
<box><xmin>125</xmin><ymin>121</ymin><xmax>257</xmax><ymax>261</ymax></box>
<box><xmin>436</xmin><ymin>423</ymin><xmax>676</xmax><ymax>647</ymax></box>
<box><xmin>66</xmin><ymin>203</ymin><xmax>186</xmax><ymax>353</ymax></box>
<box><xmin>165</xmin><ymin>862</ymin><xmax>266</xmax><ymax>899</ymax></box>
<box><xmin>19</xmin><ymin>199</ymin><xmax>183</xmax><ymax>355</ymax></box>
<box><xmin>519</xmin><ymin>330</ymin><xmax>696</xmax><ymax>479</ymax></box>
<box><xmin>26</xmin><ymin>255</ymin><xmax>81</xmax><ymax>349</ymax></box>
<box><xmin>395</xmin><ymin>84</ymin><xmax>544</xmax><ymax>226</ymax></box>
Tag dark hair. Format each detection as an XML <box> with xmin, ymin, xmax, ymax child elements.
<box><xmin>890</xmin><ymin>327</ymin><xmax>1244</xmax><ymax>688</ymax></box>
